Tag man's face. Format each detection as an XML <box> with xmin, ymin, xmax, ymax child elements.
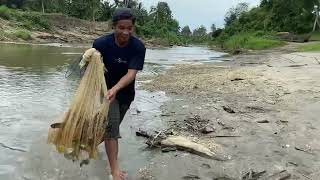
<box><xmin>114</xmin><ymin>19</ymin><xmax>134</xmax><ymax>45</ymax></box>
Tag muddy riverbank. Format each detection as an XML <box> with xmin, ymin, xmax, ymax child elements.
<box><xmin>140</xmin><ymin>43</ymin><xmax>320</xmax><ymax>179</ymax></box>
<box><xmin>1</xmin><ymin>41</ymin><xmax>319</xmax><ymax>179</ymax></box>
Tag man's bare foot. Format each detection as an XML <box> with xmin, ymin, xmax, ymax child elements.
<box><xmin>112</xmin><ymin>170</ymin><xmax>128</xmax><ymax>180</ymax></box>
<box><xmin>120</xmin><ymin>170</ymin><xmax>128</xmax><ymax>179</ymax></box>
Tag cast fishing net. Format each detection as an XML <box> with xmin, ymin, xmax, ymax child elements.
<box><xmin>48</xmin><ymin>48</ymin><xmax>109</xmax><ymax>161</ymax></box>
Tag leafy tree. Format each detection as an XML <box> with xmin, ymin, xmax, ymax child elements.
<box><xmin>181</xmin><ymin>25</ymin><xmax>191</xmax><ymax>36</ymax></box>
<box><xmin>222</xmin><ymin>0</ymin><xmax>319</xmax><ymax>35</ymax></box>
<box><xmin>150</xmin><ymin>2</ymin><xmax>172</xmax><ymax>25</ymax></box>
<box><xmin>66</xmin><ymin>0</ymin><xmax>101</xmax><ymax>21</ymax></box>
<box><xmin>212</xmin><ymin>28</ymin><xmax>223</xmax><ymax>38</ymax></box>
<box><xmin>0</xmin><ymin>0</ymin><xmax>25</xmax><ymax>8</ymax></box>
<box><xmin>89</xmin><ymin>0</ymin><xmax>101</xmax><ymax>21</ymax></box>
<box><xmin>224</xmin><ymin>2</ymin><xmax>249</xmax><ymax>26</ymax></box>
<box><xmin>211</xmin><ymin>23</ymin><xmax>216</xmax><ymax>33</ymax></box>
<box><xmin>143</xmin><ymin>1</ymin><xmax>180</xmax><ymax>36</ymax></box>
<box><xmin>0</xmin><ymin>0</ymin><xmax>198</xmax><ymax>45</ymax></box>
<box><xmin>97</xmin><ymin>1</ymin><xmax>115</xmax><ymax>21</ymax></box>
<box><xmin>193</xmin><ymin>25</ymin><xmax>207</xmax><ymax>36</ymax></box>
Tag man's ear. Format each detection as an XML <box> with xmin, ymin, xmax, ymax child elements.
<box><xmin>109</xmin><ymin>21</ymin><xmax>115</xmax><ymax>29</ymax></box>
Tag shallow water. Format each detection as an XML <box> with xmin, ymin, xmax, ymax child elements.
<box><xmin>0</xmin><ymin>43</ymin><xmax>224</xmax><ymax>179</ymax></box>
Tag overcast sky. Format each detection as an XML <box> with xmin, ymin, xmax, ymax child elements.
<box><xmin>138</xmin><ymin>0</ymin><xmax>260</xmax><ymax>31</ymax></box>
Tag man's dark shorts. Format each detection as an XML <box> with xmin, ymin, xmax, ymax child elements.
<box><xmin>105</xmin><ymin>99</ymin><xmax>130</xmax><ymax>139</ymax></box>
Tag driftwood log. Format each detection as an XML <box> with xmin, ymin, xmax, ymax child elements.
<box><xmin>136</xmin><ymin>129</ymin><xmax>228</xmax><ymax>161</ymax></box>
<box><xmin>161</xmin><ymin>136</ymin><xmax>227</xmax><ymax>161</ymax></box>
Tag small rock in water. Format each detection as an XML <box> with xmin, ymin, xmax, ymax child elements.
<box><xmin>231</xmin><ymin>78</ymin><xmax>244</xmax><ymax>81</ymax></box>
<box><xmin>136</xmin><ymin>130</ymin><xmax>150</xmax><ymax>138</ymax></box>
<box><xmin>201</xmin><ymin>163</ymin><xmax>211</xmax><ymax>169</ymax></box>
<box><xmin>80</xmin><ymin>159</ymin><xmax>90</xmax><ymax>167</ymax></box>
<box><xmin>183</xmin><ymin>174</ymin><xmax>200</xmax><ymax>179</ymax></box>
<box><xmin>242</xmin><ymin>170</ymin><xmax>266</xmax><ymax>180</ymax></box>
<box><xmin>196</xmin><ymin>106</ymin><xmax>202</xmax><ymax>110</ymax></box>
<box><xmin>222</xmin><ymin>106</ymin><xmax>235</xmax><ymax>113</ymax></box>
<box><xmin>213</xmin><ymin>177</ymin><xmax>235</xmax><ymax>180</ymax></box>
<box><xmin>201</xmin><ymin>126</ymin><xmax>215</xmax><ymax>134</ymax></box>
<box><xmin>161</xmin><ymin>147</ymin><xmax>177</xmax><ymax>153</ymax></box>
<box><xmin>257</xmin><ymin>120</ymin><xmax>269</xmax><ymax>123</ymax></box>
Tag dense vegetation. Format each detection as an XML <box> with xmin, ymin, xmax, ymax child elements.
<box><xmin>215</xmin><ymin>0</ymin><xmax>320</xmax><ymax>53</ymax></box>
<box><xmin>0</xmin><ymin>0</ymin><xmax>320</xmax><ymax>52</ymax></box>
<box><xmin>0</xmin><ymin>0</ymin><xmax>186</xmax><ymax>45</ymax></box>
<box><xmin>0</xmin><ymin>5</ymin><xmax>48</xmax><ymax>40</ymax></box>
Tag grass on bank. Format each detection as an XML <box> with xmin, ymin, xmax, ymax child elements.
<box><xmin>13</xmin><ymin>30</ymin><xmax>32</xmax><ymax>40</ymax></box>
<box><xmin>223</xmin><ymin>33</ymin><xmax>286</xmax><ymax>54</ymax></box>
<box><xmin>0</xmin><ymin>29</ymin><xmax>32</xmax><ymax>40</ymax></box>
<box><xmin>299</xmin><ymin>43</ymin><xmax>320</xmax><ymax>52</ymax></box>
<box><xmin>0</xmin><ymin>5</ymin><xmax>50</xmax><ymax>31</ymax></box>
<box><xmin>309</xmin><ymin>32</ymin><xmax>320</xmax><ymax>41</ymax></box>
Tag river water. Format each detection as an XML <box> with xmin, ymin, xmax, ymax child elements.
<box><xmin>0</xmin><ymin>43</ymin><xmax>225</xmax><ymax>180</ymax></box>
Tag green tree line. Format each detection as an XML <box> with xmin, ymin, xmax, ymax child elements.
<box><xmin>222</xmin><ymin>0</ymin><xmax>319</xmax><ymax>36</ymax></box>
<box><xmin>2</xmin><ymin>0</ymin><xmax>318</xmax><ymax>48</ymax></box>
<box><xmin>0</xmin><ymin>0</ymin><xmax>213</xmax><ymax>45</ymax></box>
<box><xmin>211</xmin><ymin>0</ymin><xmax>320</xmax><ymax>53</ymax></box>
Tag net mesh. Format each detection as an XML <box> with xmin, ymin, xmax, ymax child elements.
<box><xmin>47</xmin><ymin>48</ymin><xmax>109</xmax><ymax>160</ymax></box>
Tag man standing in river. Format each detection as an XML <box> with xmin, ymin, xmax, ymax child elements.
<box><xmin>92</xmin><ymin>8</ymin><xmax>146</xmax><ymax>180</ymax></box>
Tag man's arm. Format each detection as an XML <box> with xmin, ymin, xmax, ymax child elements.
<box><xmin>106</xmin><ymin>69</ymin><xmax>138</xmax><ymax>102</ymax></box>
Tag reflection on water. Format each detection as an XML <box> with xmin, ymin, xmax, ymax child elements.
<box><xmin>0</xmin><ymin>43</ymin><xmax>224</xmax><ymax>179</ymax></box>
<box><xmin>145</xmin><ymin>46</ymin><xmax>227</xmax><ymax>64</ymax></box>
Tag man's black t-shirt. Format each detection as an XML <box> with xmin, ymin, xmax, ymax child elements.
<box><xmin>93</xmin><ymin>33</ymin><xmax>146</xmax><ymax>104</ymax></box>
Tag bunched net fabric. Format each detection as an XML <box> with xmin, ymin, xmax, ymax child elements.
<box><xmin>48</xmin><ymin>48</ymin><xmax>109</xmax><ymax>161</ymax></box>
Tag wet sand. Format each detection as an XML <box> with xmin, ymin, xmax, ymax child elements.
<box><xmin>140</xmin><ymin>43</ymin><xmax>320</xmax><ymax>179</ymax></box>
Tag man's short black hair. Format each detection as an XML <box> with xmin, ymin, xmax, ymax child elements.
<box><xmin>112</xmin><ymin>8</ymin><xmax>136</xmax><ymax>24</ymax></box>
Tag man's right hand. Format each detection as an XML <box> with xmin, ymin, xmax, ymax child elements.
<box><xmin>106</xmin><ymin>86</ymin><xmax>119</xmax><ymax>103</ymax></box>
